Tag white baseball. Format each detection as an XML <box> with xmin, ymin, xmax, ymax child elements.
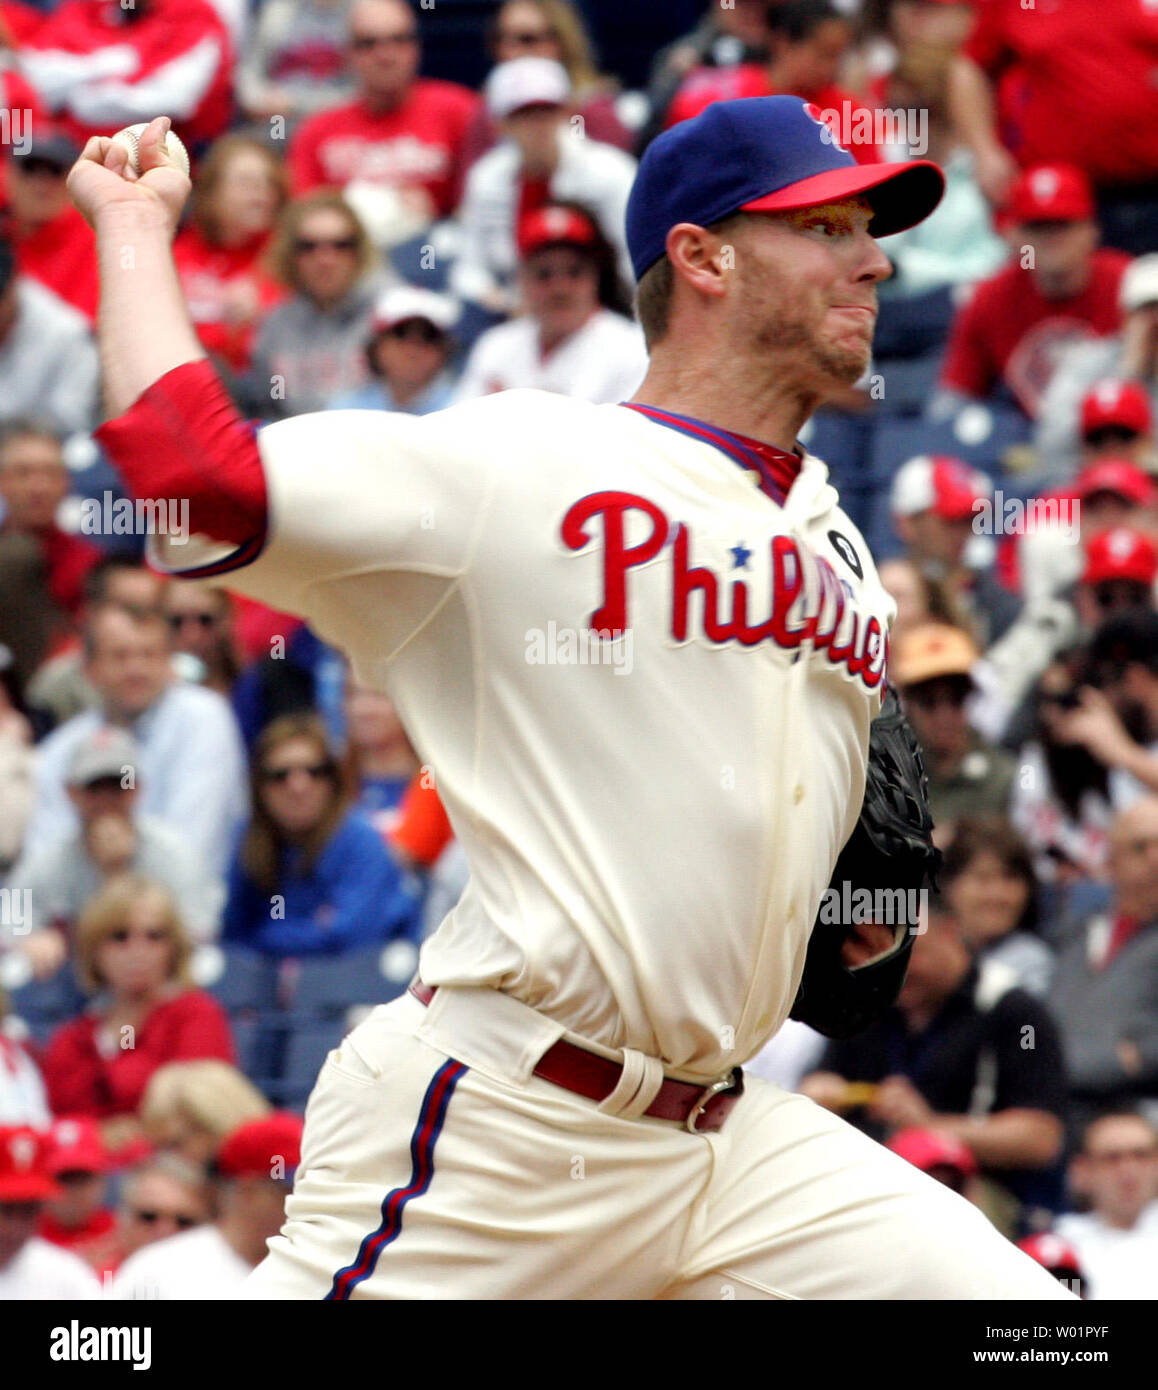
<box><xmin>111</xmin><ymin>122</ymin><xmax>190</xmax><ymax>177</ymax></box>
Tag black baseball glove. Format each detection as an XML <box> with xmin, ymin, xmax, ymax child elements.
<box><xmin>789</xmin><ymin>686</ymin><xmax>942</xmax><ymax>1039</ymax></box>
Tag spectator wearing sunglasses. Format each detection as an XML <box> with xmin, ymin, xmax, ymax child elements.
<box><xmin>39</xmin><ymin>876</ymin><xmax>234</xmax><ymax>1161</ymax></box>
<box><xmin>112</xmin><ymin>1112</ymin><xmax>302</xmax><ymax>1299</ymax></box>
<box><xmin>162</xmin><ymin>581</ymin><xmax>241</xmax><ymax>698</ymax></box>
<box><xmin>1</xmin><ymin>128</ymin><xmax>97</xmax><ymax>321</ymax></box>
<box><xmin>327</xmin><ymin>285</ymin><xmax>459</xmax><ymax>414</ymax></box>
<box><xmin>451</xmin><ymin>57</ymin><xmax>637</xmax><ymax>316</ymax></box>
<box><xmin>456</xmin><ymin>202</ymin><xmax>646</xmax><ymax>404</ymax></box>
<box><xmin>287</xmin><ymin>0</ymin><xmax>478</xmax><ymax>227</ymax></box>
<box><xmin>114</xmin><ymin>1152</ymin><xmax>211</xmax><ymax>1270</ymax></box>
<box><xmin>4</xmin><ymin>725</ymin><xmax>222</xmax><ymax>984</ymax></box>
<box><xmin>222</xmin><ymin>713</ymin><xmax>420</xmax><ymax>957</ymax></box>
<box><xmin>459</xmin><ymin>0</ymin><xmax>633</xmax><ymax>171</ymax></box>
<box><xmin>893</xmin><ymin>622</ymin><xmax>1017</xmax><ymax>841</ymax></box>
<box><xmin>241</xmin><ymin>191</ymin><xmax>384</xmax><ymax>420</ymax></box>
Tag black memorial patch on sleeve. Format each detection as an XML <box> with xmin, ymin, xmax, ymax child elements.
<box><xmin>827</xmin><ymin>529</ymin><xmax>863</xmax><ymax>580</ymax></box>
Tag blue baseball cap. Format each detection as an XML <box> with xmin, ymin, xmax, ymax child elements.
<box><xmin>626</xmin><ymin>96</ymin><xmax>945</xmax><ymax>281</ymax></box>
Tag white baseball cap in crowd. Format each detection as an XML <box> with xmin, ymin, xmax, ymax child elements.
<box><xmin>486</xmin><ymin>56</ymin><xmax>571</xmax><ymax>120</ymax></box>
<box><xmin>890</xmin><ymin>454</ymin><xmax>991</xmax><ymax>521</ymax></box>
<box><xmin>1120</xmin><ymin>255</ymin><xmax>1158</xmax><ymax>313</ymax></box>
<box><xmin>370</xmin><ymin>286</ymin><xmax>459</xmax><ymax>336</ymax></box>
<box><xmin>68</xmin><ymin>725</ymin><xmax>141</xmax><ymax>787</ymax></box>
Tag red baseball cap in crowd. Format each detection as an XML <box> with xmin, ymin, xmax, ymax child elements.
<box><xmin>0</xmin><ymin>1126</ymin><xmax>62</xmax><ymax>1201</ymax></box>
<box><xmin>887</xmin><ymin>1126</ymin><xmax>978</xmax><ymax>1178</ymax></box>
<box><xmin>1016</xmin><ymin>1233</ymin><xmax>1083</xmax><ymax>1277</ymax></box>
<box><xmin>216</xmin><ymin>1113</ymin><xmax>303</xmax><ymax>1180</ymax></box>
<box><xmin>46</xmin><ymin>1117</ymin><xmax>109</xmax><ymax>1177</ymax></box>
<box><xmin>1082</xmin><ymin>526</ymin><xmax>1158</xmax><ymax>586</ymax></box>
<box><xmin>1081</xmin><ymin>380</ymin><xmax>1153</xmax><ymax>440</ymax></box>
<box><xmin>518</xmin><ymin>204</ymin><xmax>600</xmax><ymax>258</ymax></box>
<box><xmin>890</xmin><ymin>454</ymin><xmax>990</xmax><ymax>521</ymax></box>
<box><xmin>1073</xmin><ymin>457</ymin><xmax>1158</xmax><ymax>506</ymax></box>
<box><xmin>1007</xmin><ymin>163</ymin><xmax>1094</xmax><ymax>224</ymax></box>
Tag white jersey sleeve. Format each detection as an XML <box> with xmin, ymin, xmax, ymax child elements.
<box><xmin>149</xmin><ymin>402</ymin><xmax>501</xmax><ymax>657</ymax></box>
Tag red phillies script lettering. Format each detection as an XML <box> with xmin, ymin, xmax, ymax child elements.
<box><xmin>560</xmin><ymin>490</ymin><xmax>885</xmax><ymax>688</ymax></box>
<box><xmin>560</xmin><ymin>490</ymin><xmax>668</xmax><ymax>634</ymax></box>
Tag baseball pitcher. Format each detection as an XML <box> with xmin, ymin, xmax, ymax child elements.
<box><xmin>68</xmin><ymin>98</ymin><xmax>1073</xmax><ymax>1299</ymax></box>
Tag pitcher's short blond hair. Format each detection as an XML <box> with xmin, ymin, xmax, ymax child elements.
<box><xmin>141</xmin><ymin>1060</ymin><xmax>272</xmax><ymax>1148</ymax></box>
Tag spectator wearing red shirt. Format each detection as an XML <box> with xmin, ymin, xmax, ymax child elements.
<box><xmin>665</xmin><ymin>1</ymin><xmax>880</xmax><ymax>165</ymax></box>
<box><xmin>173</xmin><ymin>135</ymin><xmax>289</xmax><ymax>375</ymax></box>
<box><xmin>0</xmin><ymin>421</ymin><xmax>100</xmax><ymax>686</ymax></box>
<box><xmin>948</xmin><ymin>0</ymin><xmax>1158</xmax><ymax>253</ymax></box>
<box><xmin>288</xmin><ymin>0</ymin><xmax>479</xmax><ymax>227</ymax></box>
<box><xmin>2</xmin><ymin>129</ymin><xmax>97</xmax><ymax>321</ymax></box>
<box><xmin>935</xmin><ymin>164</ymin><xmax>1131</xmax><ymax>421</ymax></box>
<box><xmin>18</xmin><ymin>0</ymin><xmax>234</xmax><ymax>154</ymax></box>
<box><xmin>459</xmin><ymin>0</ymin><xmax>633</xmax><ymax>170</ymax></box>
<box><xmin>39</xmin><ymin>877</ymin><xmax>234</xmax><ymax>1160</ymax></box>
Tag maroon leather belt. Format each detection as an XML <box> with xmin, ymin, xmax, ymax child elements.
<box><xmin>408</xmin><ymin>980</ymin><xmax>744</xmax><ymax>1133</ymax></box>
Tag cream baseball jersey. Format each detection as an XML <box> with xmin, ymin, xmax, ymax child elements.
<box><xmin>154</xmin><ymin>390</ymin><xmax>894</xmax><ymax>1079</ymax></box>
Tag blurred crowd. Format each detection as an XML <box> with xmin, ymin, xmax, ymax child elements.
<box><xmin>1</xmin><ymin>0</ymin><xmax>1158</xmax><ymax>1300</ymax></box>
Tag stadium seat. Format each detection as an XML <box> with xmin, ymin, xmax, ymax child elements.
<box><xmin>864</xmin><ymin>406</ymin><xmax>1035</xmax><ymax>557</ymax></box>
<box><xmin>0</xmin><ymin>956</ymin><xmax>85</xmax><ymax>1043</ymax></box>
<box><xmin>282</xmin><ymin>941</ymin><xmax>419</xmax><ymax>1020</ymax></box>
<box><xmin>273</xmin><ymin>1020</ymin><xmax>349</xmax><ymax>1108</ymax></box>
<box><xmin>229</xmin><ymin>1013</ymin><xmax>284</xmax><ymax>1091</ymax></box>
<box><xmin>872</xmin><ymin>287</ymin><xmax>955</xmax><ymax>360</ymax></box>
<box><xmin>867</xmin><ymin>405</ymin><xmax>1033</xmax><ymax>485</ymax></box>
<box><xmin>798</xmin><ymin>408</ymin><xmax>874</xmax><ymax>536</ymax></box>
<box><xmin>872</xmin><ymin>353</ymin><xmax>946</xmax><ymax>418</ymax></box>
<box><xmin>192</xmin><ymin>944</ymin><xmax>280</xmax><ymax>1014</ymax></box>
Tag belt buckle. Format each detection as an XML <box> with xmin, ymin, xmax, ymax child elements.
<box><xmin>685</xmin><ymin>1073</ymin><xmax>737</xmax><ymax>1133</ymax></box>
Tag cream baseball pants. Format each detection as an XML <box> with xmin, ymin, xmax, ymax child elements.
<box><xmin>243</xmin><ymin>986</ymin><xmax>1074</xmax><ymax>1300</ymax></box>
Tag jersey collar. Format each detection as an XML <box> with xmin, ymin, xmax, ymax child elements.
<box><xmin>620</xmin><ymin>402</ymin><xmax>803</xmax><ymax>507</ymax></box>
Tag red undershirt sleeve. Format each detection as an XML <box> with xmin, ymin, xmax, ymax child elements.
<box><xmin>94</xmin><ymin>358</ymin><xmax>269</xmax><ymax>575</ymax></box>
